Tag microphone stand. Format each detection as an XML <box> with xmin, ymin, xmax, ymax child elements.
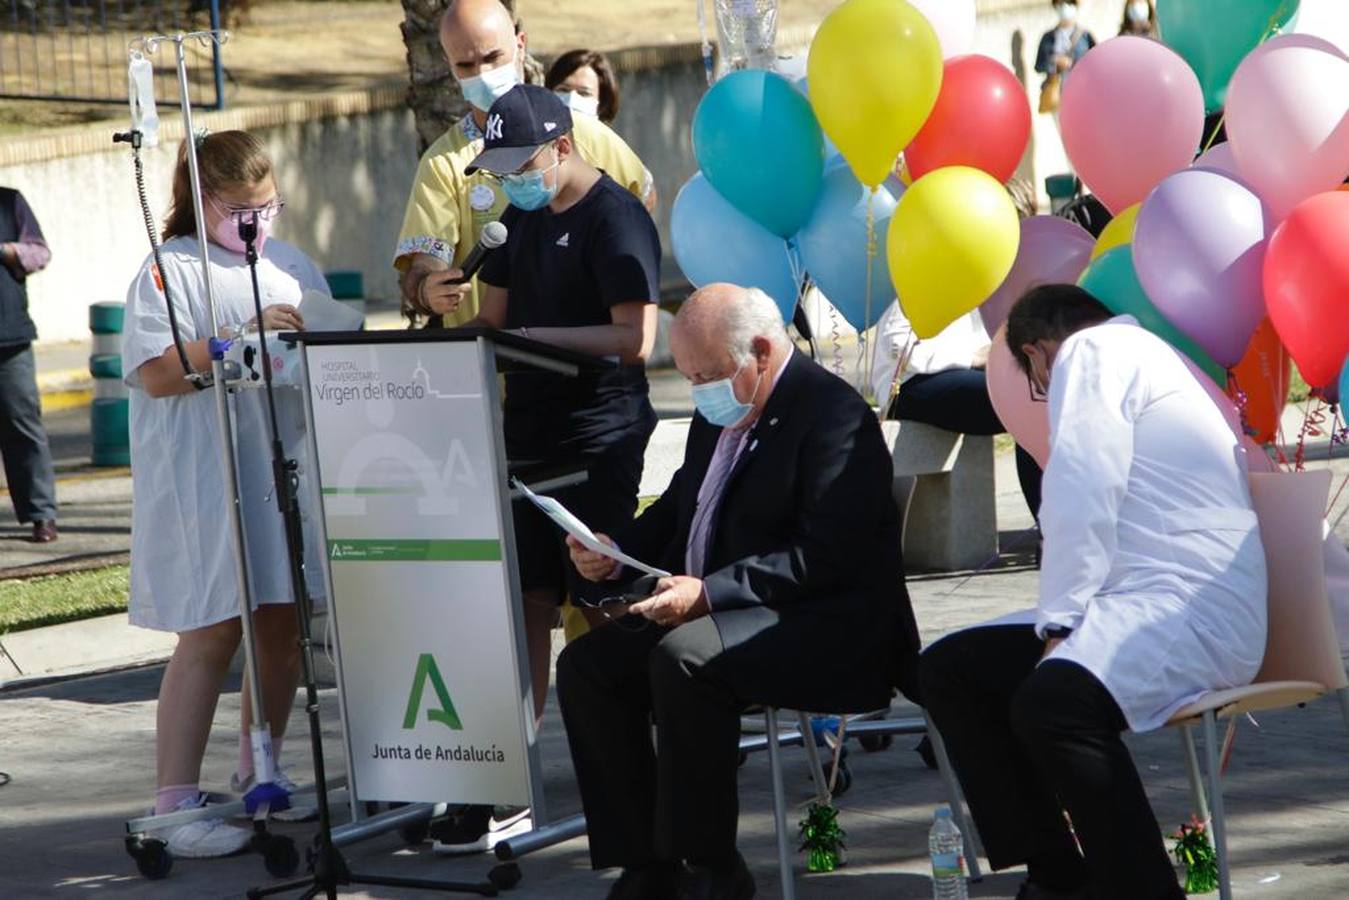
<box><xmin>237</xmin><ymin>215</ymin><xmax>496</xmax><ymax>899</ymax></box>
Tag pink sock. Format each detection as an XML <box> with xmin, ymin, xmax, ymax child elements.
<box><xmin>155</xmin><ymin>783</ymin><xmax>200</xmax><ymax>816</ymax></box>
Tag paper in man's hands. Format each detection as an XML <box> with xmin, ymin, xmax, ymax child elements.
<box><xmin>299</xmin><ymin>288</ymin><xmax>364</xmax><ymax>332</ymax></box>
<box><xmin>512</xmin><ymin>478</ymin><xmax>671</xmax><ymax>578</ymax></box>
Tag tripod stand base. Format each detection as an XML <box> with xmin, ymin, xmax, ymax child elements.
<box><xmin>246</xmin><ymin>840</ymin><xmax>502</xmax><ymax>898</ymax></box>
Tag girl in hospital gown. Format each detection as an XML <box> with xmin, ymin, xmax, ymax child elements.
<box><xmin>1038</xmin><ymin>317</ymin><xmax>1268</xmax><ymax>732</ymax></box>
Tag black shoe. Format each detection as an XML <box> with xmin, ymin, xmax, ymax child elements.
<box><xmin>429</xmin><ymin>804</ymin><xmax>492</xmax><ymax>855</ymax></box>
<box><xmin>1015</xmin><ymin>881</ymin><xmax>1091</xmax><ymax>900</ymax></box>
<box><xmin>677</xmin><ymin>853</ymin><xmax>755</xmax><ymax>900</ymax></box>
<box><xmin>607</xmin><ymin>862</ymin><xmax>680</xmax><ymax>900</ymax></box>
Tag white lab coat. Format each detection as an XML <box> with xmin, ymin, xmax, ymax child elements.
<box><xmin>122</xmin><ymin>236</ymin><xmax>329</xmax><ymax>633</ymax></box>
<box><xmin>1038</xmin><ymin>318</ymin><xmax>1267</xmax><ymax>732</ymax></box>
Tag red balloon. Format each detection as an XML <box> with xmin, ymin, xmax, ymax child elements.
<box><xmin>905</xmin><ymin>54</ymin><xmax>1032</xmax><ymax>183</ymax></box>
<box><xmin>1264</xmin><ymin>191</ymin><xmax>1349</xmax><ymax>388</ymax></box>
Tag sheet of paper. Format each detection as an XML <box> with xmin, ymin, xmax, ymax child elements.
<box><xmin>299</xmin><ymin>288</ymin><xmax>365</xmax><ymax>332</ymax></box>
<box><xmin>512</xmin><ymin>478</ymin><xmax>671</xmax><ymax>578</ymax></box>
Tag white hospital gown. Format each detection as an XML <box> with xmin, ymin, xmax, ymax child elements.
<box><xmin>1038</xmin><ymin>317</ymin><xmax>1268</xmax><ymax>732</ymax></box>
<box><xmin>123</xmin><ymin>236</ymin><xmax>330</xmax><ymax>633</ymax></box>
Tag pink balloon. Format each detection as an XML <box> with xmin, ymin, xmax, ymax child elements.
<box><xmin>980</xmin><ymin>216</ymin><xmax>1095</xmax><ymax>334</ymax></box>
<box><xmin>1227</xmin><ymin>34</ymin><xmax>1349</xmax><ymax>222</ymax></box>
<box><xmin>908</xmin><ymin>0</ymin><xmax>976</xmax><ymax>59</ymax></box>
<box><xmin>1060</xmin><ymin>37</ymin><xmax>1205</xmax><ymax>214</ymax></box>
<box><xmin>987</xmin><ymin>325</ymin><xmax>1049</xmax><ymax>469</ymax></box>
<box><xmin>1134</xmin><ymin>169</ymin><xmax>1272</xmax><ymax>367</ymax></box>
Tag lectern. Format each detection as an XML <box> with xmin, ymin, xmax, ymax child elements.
<box><xmin>295</xmin><ymin>328</ymin><xmax>609</xmax><ymax>825</ymax></box>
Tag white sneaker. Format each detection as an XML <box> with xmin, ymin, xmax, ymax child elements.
<box><xmin>230</xmin><ymin>768</ymin><xmax>318</xmax><ymax>823</ymax></box>
<box><xmin>156</xmin><ymin>794</ymin><xmax>252</xmax><ymax>859</ymax></box>
<box><xmin>431</xmin><ymin>805</ymin><xmax>533</xmax><ymax>856</ymax></box>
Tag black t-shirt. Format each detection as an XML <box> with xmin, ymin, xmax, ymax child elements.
<box><xmin>480</xmin><ymin>173</ymin><xmax>661</xmax><ymax>459</ymax></box>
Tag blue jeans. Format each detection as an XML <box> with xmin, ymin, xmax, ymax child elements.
<box><xmin>887</xmin><ymin>367</ymin><xmax>1042</xmax><ymax>519</ymax></box>
<box><xmin>0</xmin><ymin>342</ymin><xmax>56</xmax><ymax>522</ymax></box>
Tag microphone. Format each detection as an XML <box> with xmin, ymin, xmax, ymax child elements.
<box><xmin>449</xmin><ymin>220</ymin><xmax>508</xmax><ymax>284</ymax></box>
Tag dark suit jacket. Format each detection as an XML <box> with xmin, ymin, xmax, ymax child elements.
<box><xmin>615</xmin><ymin>351</ymin><xmax>921</xmax><ymax>710</ymax></box>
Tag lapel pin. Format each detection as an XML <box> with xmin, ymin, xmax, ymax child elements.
<box><xmin>769</xmin><ymin>417</ymin><xmax>779</xmax><ymax>426</ymax></box>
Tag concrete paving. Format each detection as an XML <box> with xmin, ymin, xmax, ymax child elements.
<box><xmin>1</xmin><ymin>447</ymin><xmax>1348</xmax><ymax>898</ymax></box>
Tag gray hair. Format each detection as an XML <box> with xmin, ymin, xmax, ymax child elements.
<box><xmin>725</xmin><ymin>287</ymin><xmax>792</xmax><ymax>366</ymax></box>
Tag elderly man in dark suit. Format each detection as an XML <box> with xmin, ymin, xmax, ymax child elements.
<box><xmin>557</xmin><ymin>282</ymin><xmax>920</xmax><ymax>900</ymax></box>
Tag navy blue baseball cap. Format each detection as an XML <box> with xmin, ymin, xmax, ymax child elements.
<box><xmin>465</xmin><ymin>85</ymin><xmax>573</xmax><ymax>175</ymax></box>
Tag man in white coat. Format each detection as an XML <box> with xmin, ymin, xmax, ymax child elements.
<box><xmin>920</xmin><ymin>285</ymin><xmax>1267</xmax><ymax>900</ymax></box>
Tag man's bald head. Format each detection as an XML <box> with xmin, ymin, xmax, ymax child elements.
<box><xmin>672</xmin><ymin>284</ymin><xmax>792</xmax><ymax>426</ymax></box>
<box><xmin>440</xmin><ymin>0</ymin><xmax>523</xmax><ymax>83</ymax></box>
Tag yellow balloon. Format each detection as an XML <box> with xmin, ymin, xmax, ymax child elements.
<box><xmin>808</xmin><ymin>0</ymin><xmax>943</xmax><ymax>188</ymax></box>
<box><xmin>889</xmin><ymin>167</ymin><xmax>1021</xmax><ymax>339</ymax></box>
<box><xmin>1091</xmin><ymin>203</ymin><xmax>1141</xmax><ymax>261</ymax></box>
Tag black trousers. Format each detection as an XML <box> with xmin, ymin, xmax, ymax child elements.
<box><xmin>0</xmin><ymin>343</ymin><xmax>56</xmax><ymax>523</ymax></box>
<box><xmin>556</xmin><ymin>615</ymin><xmax>745</xmax><ymax>869</ymax></box>
<box><xmin>889</xmin><ymin>368</ymin><xmax>1043</xmax><ymax>519</ymax></box>
<box><xmin>920</xmin><ymin>625</ymin><xmax>1184</xmax><ymax>900</ymax></box>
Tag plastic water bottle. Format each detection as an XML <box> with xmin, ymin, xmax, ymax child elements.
<box><xmin>929</xmin><ymin>806</ymin><xmax>969</xmax><ymax>900</ymax></box>
<box><xmin>712</xmin><ymin>0</ymin><xmax>779</xmax><ymax>75</ymax></box>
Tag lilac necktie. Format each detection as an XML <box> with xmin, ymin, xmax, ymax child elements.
<box><xmin>685</xmin><ymin>426</ymin><xmax>749</xmax><ymax>578</ymax></box>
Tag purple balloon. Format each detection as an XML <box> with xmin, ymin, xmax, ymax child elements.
<box><xmin>1134</xmin><ymin>169</ymin><xmax>1272</xmax><ymax>367</ymax></box>
<box><xmin>1191</xmin><ymin>142</ymin><xmax>1240</xmax><ymax>178</ymax></box>
<box><xmin>979</xmin><ymin>216</ymin><xmax>1096</xmax><ymax>334</ymax></box>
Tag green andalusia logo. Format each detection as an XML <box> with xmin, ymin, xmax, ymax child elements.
<box><xmin>402</xmin><ymin>653</ymin><xmax>463</xmax><ymax>730</ymax></box>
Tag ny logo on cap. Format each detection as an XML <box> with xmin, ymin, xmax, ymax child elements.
<box><xmin>485</xmin><ymin>113</ymin><xmax>504</xmax><ymax>142</ymax></box>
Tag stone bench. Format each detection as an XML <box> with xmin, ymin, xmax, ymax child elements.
<box><xmin>879</xmin><ymin>420</ymin><xmax>998</xmax><ymax>572</ymax></box>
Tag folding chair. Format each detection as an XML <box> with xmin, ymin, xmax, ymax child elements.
<box><xmin>1165</xmin><ymin>470</ymin><xmax>1349</xmax><ymax>900</ymax></box>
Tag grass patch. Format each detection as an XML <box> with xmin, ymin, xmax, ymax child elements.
<box><xmin>0</xmin><ymin>565</ymin><xmax>130</xmax><ymax>634</ymax></box>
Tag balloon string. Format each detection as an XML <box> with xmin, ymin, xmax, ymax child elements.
<box><xmin>1227</xmin><ymin>369</ymin><xmax>1253</xmax><ymax>438</ymax></box>
<box><xmin>828</xmin><ymin>302</ymin><xmax>845</xmax><ymax>379</ymax></box>
<box><xmin>883</xmin><ymin>333</ymin><xmax>917</xmax><ymax>416</ymax></box>
<box><xmin>859</xmin><ymin>186</ymin><xmax>878</xmax><ymax>399</ymax></box>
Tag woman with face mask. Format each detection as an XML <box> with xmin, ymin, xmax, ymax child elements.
<box><xmin>545</xmin><ymin>49</ymin><xmax>621</xmax><ymax>126</ymax></box>
<box><xmin>122</xmin><ymin>130</ymin><xmax>334</xmax><ymax>858</ymax></box>
<box><xmin>1118</xmin><ymin>0</ymin><xmax>1158</xmax><ymax>37</ymax></box>
<box><xmin>1034</xmin><ymin>1</ymin><xmax>1097</xmax><ymax>113</ymax></box>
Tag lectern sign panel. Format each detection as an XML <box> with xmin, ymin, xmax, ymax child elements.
<box><xmin>304</xmin><ymin>340</ymin><xmax>532</xmax><ymax>807</ymax></box>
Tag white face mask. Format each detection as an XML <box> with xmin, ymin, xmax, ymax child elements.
<box><xmin>1127</xmin><ymin>1</ymin><xmax>1150</xmax><ymax>24</ymax></box>
<box><xmin>556</xmin><ymin>90</ymin><xmax>600</xmax><ymax>119</ymax></box>
<box><xmin>457</xmin><ymin>47</ymin><xmax>519</xmax><ymax>112</ymax></box>
<box><xmin>1055</xmin><ymin>3</ymin><xmax>1079</xmax><ymax>23</ymax></box>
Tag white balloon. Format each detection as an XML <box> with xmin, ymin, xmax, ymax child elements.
<box><xmin>907</xmin><ymin>0</ymin><xmax>977</xmax><ymax>59</ymax></box>
<box><xmin>1292</xmin><ymin>0</ymin><xmax>1349</xmax><ymax>56</ymax></box>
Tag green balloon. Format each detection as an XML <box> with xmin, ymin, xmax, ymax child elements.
<box><xmin>1078</xmin><ymin>246</ymin><xmax>1228</xmax><ymax>387</ymax></box>
<box><xmin>1157</xmin><ymin>0</ymin><xmax>1300</xmax><ymax>113</ymax></box>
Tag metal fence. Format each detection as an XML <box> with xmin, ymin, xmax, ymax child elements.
<box><xmin>0</xmin><ymin>0</ymin><xmax>225</xmax><ymax>109</ymax></box>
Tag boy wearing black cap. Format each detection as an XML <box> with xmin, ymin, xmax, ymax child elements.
<box><xmin>435</xmin><ymin>84</ymin><xmax>660</xmax><ymax>853</ymax></box>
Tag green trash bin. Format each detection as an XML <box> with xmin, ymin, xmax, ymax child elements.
<box><xmin>89</xmin><ymin>302</ymin><xmax>130</xmax><ymax>467</ymax></box>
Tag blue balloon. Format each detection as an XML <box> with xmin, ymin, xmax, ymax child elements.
<box><xmin>671</xmin><ymin>172</ymin><xmax>800</xmax><ymax>322</ymax></box>
<box><xmin>693</xmin><ymin>70</ymin><xmax>825</xmax><ymax>239</ymax></box>
<box><xmin>796</xmin><ymin>165</ymin><xmax>899</xmax><ymax>332</ymax></box>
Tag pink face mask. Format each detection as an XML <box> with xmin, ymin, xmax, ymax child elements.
<box><xmin>208</xmin><ymin>195</ymin><xmax>282</xmax><ymax>255</ymax></box>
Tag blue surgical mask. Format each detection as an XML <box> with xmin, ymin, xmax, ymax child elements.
<box><xmin>458</xmin><ymin>50</ymin><xmax>519</xmax><ymax>112</ymax></box>
<box><xmin>691</xmin><ymin>362</ymin><xmax>761</xmax><ymax>428</ymax></box>
<box><xmin>501</xmin><ymin>150</ymin><xmax>560</xmax><ymax>211</ymax></box>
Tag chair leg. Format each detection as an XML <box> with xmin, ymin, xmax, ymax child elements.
<box><xmin>1202</xmin><ymin>711</ymin><xmax>1233</xmax><ymax>900</ymax></box>
<box><xmin>796</xmin><ymin>712</ymin><xmax>830</xmax><ymax>803</ymax></box>
<box><xmin>924</xmin><ymin>711</ymin><xmax>984</xmax><ymax>882</ymax></box>
<box><xmin>1336</xmin><ymin>687</ymin><xmax>1349</xmax><ymax>738</ymax></box>
<box><xmin>1179</xmin><ymin>725</ymin><xmax>1210</xmax><ymax>824</ymax></box>
<box><xmin>765</xmin><ymin>708</ymin><xmax>796</xmax><ymax>900</ymax></box>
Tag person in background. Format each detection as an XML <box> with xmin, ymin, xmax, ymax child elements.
<box><xmin>0</xmin><ymin>187</ymin><xmax>57</xmax><ymax>543</ymax></box>
<box><xmin>395</xmin><ymin>0</ymin><xmax>655</xmax><ymax>329</ymax></box>
<box><xmin>870</xmin><ymin>178</ymin><xmax>1044</xmax><ymax>524</ymax></box>
<box><xmin>546</xmin><ymin>48</ymin><xmax>621</xmax><ymax>125</ymax></box>
<box><xmin>922</xmin><ymin>285</ymin><xmax>1265</xmax><ymax>900</ymax></box>
<box><xmin>123</xmin><ymin>131</ymin><xmax>328</xmax><ymax>858</ymax></box>
<box><xmin>1119</xmin><ymin>0</ymin><xmax>1158</xmax><ymax>37</ymax></box>
<box><xmin>1035</xmin><ymin>1</ymin><xmax>1096</xmax><ymax>94</ymax></box>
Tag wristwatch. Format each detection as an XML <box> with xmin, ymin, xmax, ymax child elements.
<box><xmin>1042</xmin><ymin>625</ymin><xmax>1074</xmax><ymax>640</ymax></box>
